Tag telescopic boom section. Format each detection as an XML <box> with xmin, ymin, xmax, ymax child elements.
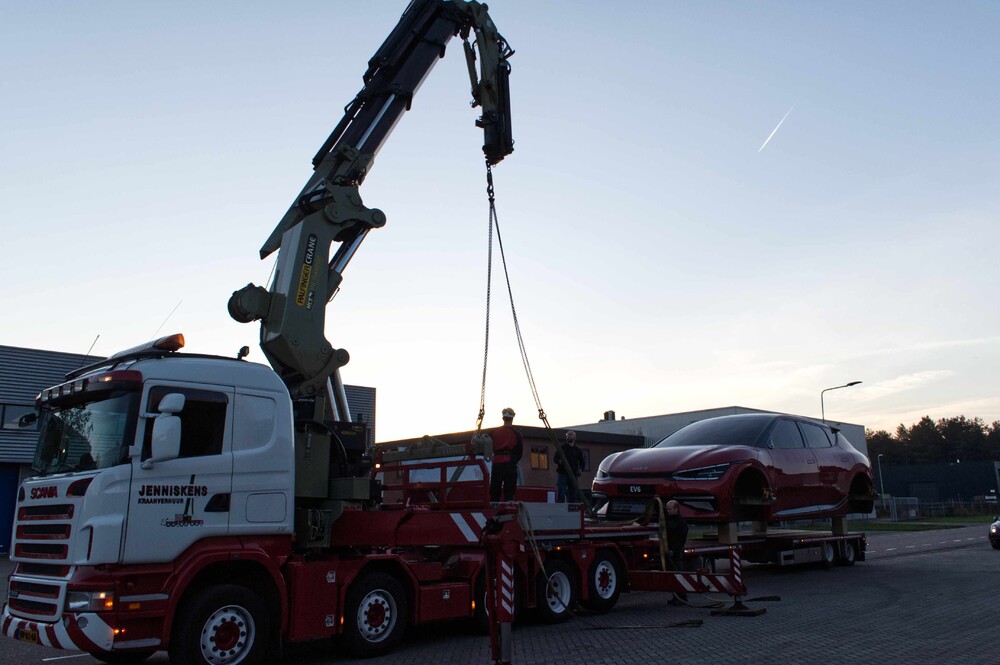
<box><xmin>228</xmin><ymin>0</ymin><xmax>513</xmax><ymax>401</ymax></box>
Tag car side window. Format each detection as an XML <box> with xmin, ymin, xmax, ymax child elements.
<box><xmin>799</xmin><ymin>422</ymin><xmax>833</xmax><ymax>448</ymax></box>
<box><xmin>142</xmin><ymin>386</ymin><xmax>228</xmax><ymax>460</ymax></box>
<box><xmin>769</xmin><ymin>420</ymin><xmax>806</xmax><ymax>449</ymax></box>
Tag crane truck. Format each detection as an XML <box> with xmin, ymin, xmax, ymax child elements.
<box><xmin>3</xmin><ymin>3</ymin><xmax>761</xmax><ymax>664</ymax></box>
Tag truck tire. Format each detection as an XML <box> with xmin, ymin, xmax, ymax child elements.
<box><xmin>535</xmin><ymin>560</ymin><xmax>577</xmax><ymax>624</ymax></box>
<box><xmin>168</xmin><ymin>584</ymin><xmax>267</xmax><ymax>665</ymax></box>
<box><xmin>820</xmin><ymin>541</ymin><xmax>836</xmax><ymax>568</ymax></box>
<box><xmin>581</xmin><ymin>550</ymin><xmax>623</xmax><ymax>613</ymax></box>
<box><xmin>344</xmin><ymin>571</ymin><xmax>408</xmax><ymax>657</ymax></box>
<box><xmin>838</xmin><ymin>541</ymin><xmax>857</xmax><ymax>566</ymax></box>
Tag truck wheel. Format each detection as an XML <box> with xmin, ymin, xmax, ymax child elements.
<box><xmin>838</xmin><ymin>541</ymin><xmax>857</xmax><ymax>566</ymax></box>
<box><xmin>169</xmin><ymin>584</ymin><xmax>267</xmax><ymax>665</ymax></box>
<box><xmin>581</xmin><ymin>550</ymin><xmax>623</xmax><ymax>613</ymax></box>
<box><xmin>820</xmin><ymin>542</ymin><xmax>836</xmax><ymax>568</ymax></box>
<box><xmin>535</xmin><ymin>560</ymin><xmax>577</xmax><ymax>624</ymax></box>
<box><xmin>344</xmin><ymin>572</ymin><xmax>408</xmax><ymax>657</ymax></box>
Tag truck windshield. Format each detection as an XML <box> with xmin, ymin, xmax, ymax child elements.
<box><xmin>32</xmin><ymin>390</ymin><xmax>140</xmax><ymax>476</ymax></box>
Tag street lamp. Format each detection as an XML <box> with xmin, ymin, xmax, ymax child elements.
<box><xmin>820</xmin><ymin>381</ymin><xmax>862</xmax><ymax>421</ymax></box>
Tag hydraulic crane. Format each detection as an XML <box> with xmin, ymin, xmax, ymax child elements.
<box><xmin>227</xmin><ymin>0</ymin><xmax>513</xmax><ymax>497</ymax></box>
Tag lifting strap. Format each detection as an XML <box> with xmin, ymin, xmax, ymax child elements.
<box><xmin>474</xmin><ymin>160</ymin><xmax>594</xmax><ymax>515</ymax></box>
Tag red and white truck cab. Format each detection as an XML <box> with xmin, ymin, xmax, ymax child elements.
<box><xmin>3</xmin><ymin>335</ymin><xmax>295</xmax><ymax>659</ymax></box>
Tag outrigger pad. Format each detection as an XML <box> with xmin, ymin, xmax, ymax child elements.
<box><xmin>710</xmin><ymin>600</ymin><xmax>767</xmax><ymax>617</ymax></box>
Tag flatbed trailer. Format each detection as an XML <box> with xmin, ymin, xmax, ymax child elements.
<box><xmin>680</xmin><ymin>528</ymin><xmax>866</xmax><ymax>570</ymax></box>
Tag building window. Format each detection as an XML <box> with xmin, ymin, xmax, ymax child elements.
<box><xmin>530</xmin><ymin>446</ymin><xmax>549</xmax><ymax>470</ymax></box>
<box><xmin>1</xmin><ymin>403</ymin><xmax>39</xmax><ymax>431</ymax></box>
<box><xmin>580</xmin><ymin>448</ymin><xmax>591</xmax><ymax>472</ymax></box>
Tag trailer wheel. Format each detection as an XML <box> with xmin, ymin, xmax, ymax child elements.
<box><xmin>838</xmin><ymin>541</ymin><xmax>857</xmax><ymax>566</ymax></box>
<box><xmin>344</xmin><ymin>572</ymin><xmax>408</xmax><ymax>657</ymax></box>
<box><xmin>820</xmin><ymin>541</ymin><xmax>836</xmax><ymax>568</ymax></box>
<box><xmin>582</xmin><ymin>550</ymin><xmax>623</xmax><ymax>613</ymax></box>
<box><xmin>535</xmin><ymin>560</ymin><xmax>577</xmax><ymax>624</ymax></box>
<box><xmin>168</xmin><ymin>584</ymin><xmax>267</xmax><ymax>665</ymax></box>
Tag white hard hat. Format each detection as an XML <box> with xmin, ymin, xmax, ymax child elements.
<box><xmin>501</xmin><ymin>407</ymin><xmax>515</xmax><ymax>419</ymax></box>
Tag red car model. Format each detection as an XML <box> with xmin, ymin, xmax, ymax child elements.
<box><xmin>591</xmin><ymin>414</ymin><xmax>875</xmax><ymax>524</ymax></box>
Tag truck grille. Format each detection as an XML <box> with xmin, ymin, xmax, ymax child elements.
<box><xmin>15</xmin><ymin>562</ymin><xmax>71</xmax><ymax>578</ymax></box>
<box><xmin>7</xmin><ymin>578</ymin><xmax>64</xmax><ymax>621</ymax></box>
<box><xmin>18</xmin><ymin>504</ymin><xmax>75</xmax><ymax>520</ymax></box>
<box><xmin>13</xmin><ymin>504</ymin><xmax>74</xmax><ymax>564</ymax></box>
<box><xmin>9</xmin><ymin>493</ymin><xmax>78</xmax><ymax>621</ymax></box>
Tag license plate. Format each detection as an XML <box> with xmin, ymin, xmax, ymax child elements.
<box><xmin>15</xmin><ymin>627</ymin><xmax>39</xmax><ymax>645</ymax></box>
<box><xmin>610</xmin><ymin>500</ymin><xmax>648</xmax><ymax>514</ymax></box>
<box><xmin>618</xmin><ymin>484</ymin><xmax>654</xmax><ymax>495</ymax></box>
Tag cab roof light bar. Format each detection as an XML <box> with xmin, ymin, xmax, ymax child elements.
<box><xmin>66</xmin><ymin>334</ymin><xmax>185</xmax><ymax>380</ymax></box>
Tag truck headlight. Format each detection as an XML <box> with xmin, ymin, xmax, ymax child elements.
<box><xmin>67</xmin><ymin>590</ymin><xmax>115</xmax><ymax>612</ymax></box>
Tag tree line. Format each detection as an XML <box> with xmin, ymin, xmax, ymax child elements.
<box><xmin>866</xmin><ymin>416</ymin><xmax>1000</xmax><ymax>465</ymax></box>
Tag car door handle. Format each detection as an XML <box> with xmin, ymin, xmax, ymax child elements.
<box><xmin>806</xmin><ymin>459</ymin><xmax>816</xmax><ymax>464</ymax></box>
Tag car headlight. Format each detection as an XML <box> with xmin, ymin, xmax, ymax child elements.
<box><xmin>66</xmin><ymin>590</ymin><xmax>115</xmax><ymax>612</ymax></box>
<box><xmin>671</xmin><ymin>463</ymin><xmax>732</xmax><ymax>481</ymax></box>
<box><xmin>596</xmin><ymin>468</ymin><xmax>610</xmax><ymax>481</ymax></box>
<box><xmin>991</xmin><ymin>525</ymin><xmax>998</xmax><ymax>534</ymax></box>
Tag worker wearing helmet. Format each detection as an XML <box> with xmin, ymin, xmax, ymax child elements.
<box><xmin>490</xmin><ymin>407</ymin><xmax>524</xmax><ymax>502</ymax></box>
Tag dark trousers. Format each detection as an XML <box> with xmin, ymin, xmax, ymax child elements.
<box><xmin>667</xmin><ymin>550</ymin><xmax>688</xmax><ymax>600</ymax></box>
<box><xmin>490</xmin><ymin>462</ymin><xmax>518</xmax><ymax>501</ymax></box>
<box><xmin>556</xmin><ymin>474</ymin><xmax>578</xmax><ymax>503</ymax></box>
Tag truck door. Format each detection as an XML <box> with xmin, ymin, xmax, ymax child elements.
<box><xmin>124</xmin><ymin>383</ymin><xmax>235</xmax><ymax>563</ymax></box>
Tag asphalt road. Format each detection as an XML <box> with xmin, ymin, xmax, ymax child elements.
<box><xmin>1</xmin><ymin>524</ymin><xmax>994</xmax><ymax>665</ymax></box>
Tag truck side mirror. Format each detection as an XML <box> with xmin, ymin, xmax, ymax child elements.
<box><xmin>141</xmin><ymin>393</ymin><xmax>185</xmax><ymax>469</ymax></box>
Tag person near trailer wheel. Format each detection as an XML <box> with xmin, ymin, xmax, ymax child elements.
<box><xmin>490</xmin><ymin>407</ymin><xmax>524</xmax><ymax>502</ymax></box>
<box><xmin>555</xmin><ymin>430</ymin><xmax>585</xmax><ymax>503</ymax></box>
<box><xmin>664</xmin><ymin>499</ymin><xmax>689</xmax><ymax>603</ymax></box>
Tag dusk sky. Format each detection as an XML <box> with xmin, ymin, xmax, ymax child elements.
<box><xmin>3</xmin><ymin>1</ymin><xmax>997</xmax><ymax>442</ymax></box>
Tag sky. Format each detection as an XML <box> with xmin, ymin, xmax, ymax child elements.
<box><xmin>2</xmin><ymin>1</ymin><xmax>998</xmax><ymax>443</ymax></box>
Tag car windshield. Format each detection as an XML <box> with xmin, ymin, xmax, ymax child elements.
<box><xmin>654</xmin><ymin>416</ymin><xmax>773</xmax><ymax>448</ymax></box>
<box><xmin>32</xmin><ymin>390</ymin><xmax>140</xmax><ymax>476</ymax></box>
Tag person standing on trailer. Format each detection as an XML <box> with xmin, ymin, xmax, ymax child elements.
<box><xmin>664</xmin><ymin>499</ymin><xmax>689</xmax><ymax>604</ymax></box>
<box><xmin>555</xmin><ymin>430</ymin><xmax>585</xmax><ymax>502</ymax></box>
<box><xmin>490</xmin><ymin>407</ymin><xmax>524</xmax><ymax>501</ymax></box>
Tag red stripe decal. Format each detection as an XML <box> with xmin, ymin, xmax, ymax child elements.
<box><xmin>46</xmin><ymin>624</ymin><xmax>62</xmax><ymax>649</ymax></box>
<box><xmin>64</xmin><ymin>616</ymin><xmax>102</xmax><ymax>653</ymax></box>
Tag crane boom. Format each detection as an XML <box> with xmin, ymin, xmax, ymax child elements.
<box><xmin>229</xmin><ymin>0</ymin><xmax>513</xmax><ymax>403</ymax></box>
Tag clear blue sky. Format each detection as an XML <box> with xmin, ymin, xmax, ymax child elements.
<box><xmin>3</xmin><ymin>1</ymin><xmax>998</xmax><ymax>441</ymax></box>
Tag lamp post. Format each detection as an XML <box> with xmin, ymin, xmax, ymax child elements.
<box><xmin>820</xmin><ymin>381</ymin><xmax>862</xmax><ymax>421</ymax></box>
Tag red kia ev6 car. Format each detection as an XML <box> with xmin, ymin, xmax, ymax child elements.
<box><xmin>591</xmin><ymin>414</ymin><xmax>875</xmax><ymax>524</ymax></box>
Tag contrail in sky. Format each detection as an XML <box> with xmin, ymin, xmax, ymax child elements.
<box><xmin>758</xmin><ymin>105</ymin><xmax>795</xmax><ymax>152</ymax></box>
